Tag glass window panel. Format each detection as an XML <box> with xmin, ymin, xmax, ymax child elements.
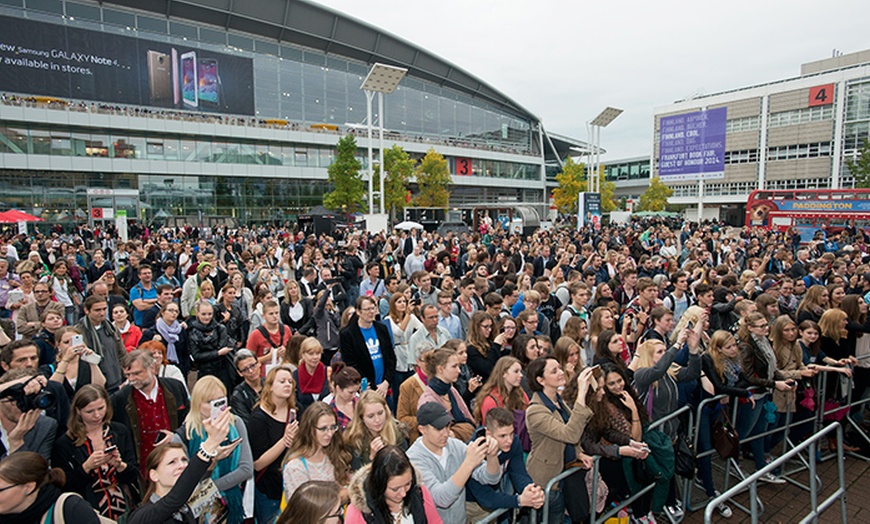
<box><xmin>66</xmin><ymin>2</ymin><xmax>101</xmax><ymax>21</ymax></box>
<box><xmin>256</xmin><ymin>40</ymin><xmax>279</xmax><ymax>56</ymax></box>
<box><xmin>27</xmin><ymin>0</ymin><xmax>62</xmax><ymax>14</ymax></box>
<box><xmin>137</xmin><ymin>15</ymin><xmax>167</xmax><ymax>34</ymax></box>
<box><xmin>169</xmin><ymin>21</ymin><xmax>198</xmax><ymax>40</ymax></box>
<box><xmin>103</xmin><ymin>9</ymin><xmax>135</xmax><ymax>27</ymax></box>
<box><xmin>228</xmin><ymin>33</ymin><xmax>254</xmax><ymax>51</ymax></box>
<box><xmin>200</xmin><ymin>28</ymin><xmax>225</xmax><ymax>45</ymax></box>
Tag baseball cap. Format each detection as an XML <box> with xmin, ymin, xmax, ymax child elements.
<box><xmin>761</xmin><ymin>279</ymin><xmax>780</xmax><ymax>292</ymax></box>
<box><xmin>417</xmin><ymin>402</ymin><xmax>453</xmax><ymax>429</ymax></box>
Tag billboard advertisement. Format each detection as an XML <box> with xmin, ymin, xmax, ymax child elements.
<box><xmin>0</xmin><ymin>15</ymin><xmax>254</xmax><ymax>115</ymax></box>
<box><xmin>577</xmin><ymin>192</ymin><xmax>602</xmax><ymax>230</ymax></box>
<box><xmin>658</xmin><ymin>107</ymin><xmax>726</xmax><ymax>181</ymax></box>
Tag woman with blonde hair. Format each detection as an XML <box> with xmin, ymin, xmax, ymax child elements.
<box><xmin>172</xmin><ymin>375</ymin><xmax>252</xmax><ymax>524</ymax></box>
<box><xmin>249</xmin><ymin>365</ymin><xmax>300</xmax><ymax>524</ymax></box>
<box><xmin>818</xmin><ymin>308</ymin><xmax>850</xmax><ymax>362</ymax></box>
<box><xmin>294</xmin><ymin>337</ymin><xmax>330</xmax><ymax>414</ymax></box>
<box><xmin>796</xmin><ymin>285</ymin><xmax>829</xmax><ymax>324</ymax></box>
<box><xmin>768</xmin><ymin>315</ymin><xmax>819</xmax><ymax>453</ymax></box>
<box><xmin>588</xmin><ymin>307</ymin><xmax>615</xmax><ymax>364</ymax></box>
<box><xmin>344</xmin><ymin>391</ymin><xmax>409</xmax><ymax>469</ymax></box>
<box><xmin>282</xmin><ymin>402</ymin><xmax>351</xmax><ymax>502</ymax></box>
<box><xmin>552</xmin><ymin>336</ymin><xmax>582</xmax><ymax>378</ymax></box>
<box><xmin>281</xmin><ymin>280</ymin><xmax>314</xmax><ymax>334</ymax></box>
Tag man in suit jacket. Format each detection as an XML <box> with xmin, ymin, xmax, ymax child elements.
<box><xmin>110</xmin><ymin>349</ymin><xmax>188</xmax><ymax>464</ymax></box>
<box><xmin>14</xmin><ymin>280</ymin><xmax>65</xmax><ymax>338</ymax></box>
<box><xmin>0</xmin><ymin>369</ymin><xmax>57</xmax><ymax>461</ymax></box>
<box><xmin>339</xmin><ymin>295</ymin><xmax>395</xmax><ymax>398</ymax></box>
<box><xmin>789</xmin><ymin>248</ymin><xmax>810</xmax><ymax>279</ymax></box>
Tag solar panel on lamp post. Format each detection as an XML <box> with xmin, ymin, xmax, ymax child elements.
<box><xmin>588</xmin><ymin>107</ymin><xmax>622</xmax><ymax>193</ymax></box>
<box><xmin>360</xmin><ymin>63</ymin><xmax>408</xmax><ymax>215</ymax></box>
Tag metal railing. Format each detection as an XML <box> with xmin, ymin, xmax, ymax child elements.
<box><xmin>703</xmin><ymin>422</ymin><xmax>847</xmax><ymax>524</ymax></box>
<box><xmin>530</xmin><ymin>405</ymin><xmax>692</xmax><ymax>524</ymax></box>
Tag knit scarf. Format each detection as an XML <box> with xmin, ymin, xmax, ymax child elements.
<box><xmin>81</xmin><ymin>316</ymin><xmax>115</xmax><ymax>358</ymax></box>
<box><xmin>298</xmin><ymin>362</ymin><xmax>326</xmax><ymax>395</ymax></box>
<box><xmin>156</xmin><ymin>317</ymin><xmax>183</xmax><ymax>363</ymax></box>
<box><xmin>187</xmin><ymin>424</ymin><xmax>243</xmax><ymax>524</ymax></box>
<box><xmin>429</xmin><ymin>377</ymin><xmax>470</xmax><ymax>424</ymax></box>
<box><xmin>751</xmin><ymin>334</ymin><xmax>777</xmax><ymax>382</ymax></box>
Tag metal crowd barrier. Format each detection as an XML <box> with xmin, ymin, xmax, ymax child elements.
<box><xmin>515</xmin><ymin>361</ymin><xmax>866</xmax><ymax>523</ymax></box>
<box><xmin>473</xmin><ymin>507</ymin><xmax>511</xmax><ymax>524</ymax></box>
<box><xmin>530</xmin><ymin>405</ymin><xmax>692</xmax><ymax>524</ymax></box>
<box><xmin>703</xmin><ymin>422</ymin><xmax>847</xmax><ymax>524</ymax></box>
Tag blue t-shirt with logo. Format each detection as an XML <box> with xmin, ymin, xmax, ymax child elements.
<box><xmin>360</xmin><ymin>324</ymin><xmax>384</xmax><ymax>385</ymax></box>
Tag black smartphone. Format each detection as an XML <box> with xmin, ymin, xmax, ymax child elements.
<box><xmin>227</xmin><ymin>436</ymin><xmax>242</xmax><ymax>446</ymax></box>
<box><xmin>154</xmin><ymin>432</ymin><xmax>169</xmax><ymax>446</ymax></box>
<box><xmin>104</xmin><ymin>444</ymin><xmax>118</xmax><ymax>454</ymax></box>
<box><xmin>472</xmin><ymin>427</ymin><xmax>486</xmax><ymax>441</ymax></box>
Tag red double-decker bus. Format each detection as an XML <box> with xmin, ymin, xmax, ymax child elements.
<box><xmin>745</xmin><ymin>189</ymin><xmax>870</xmax><ymax>238</ymax></box>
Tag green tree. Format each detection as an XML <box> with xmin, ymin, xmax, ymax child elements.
<box><xmin>846</xmin><ymin>140</ymin><xmax>870</xmax><ymax>188</ymax></box>
<box><xmin>551</xmin><ymin>160</ymin><xmax>617</xmax><ymax>214</ymax></box>
<box><xmin>639</xmin><ymin>176</ymin><xmax>674</xmax><ymax>211</ymax></box>
<box><xmin>372</xmin><ymin>145</ymin><xmax>415</xmax><ymax>221</ymax></box>
<box><xmin>552</xmin><ymin>157</ymin><xmax>586</xmax><ymax>214</ymax></box>
<box><xmin>414</xmin><ymin>148</ymin><xmax>451</xmax><ymax>207</ymax></box>
<box><xmin>323</xmin><ymin>134</ymin><xmax>365</xmax><ymax>214</ymax></box>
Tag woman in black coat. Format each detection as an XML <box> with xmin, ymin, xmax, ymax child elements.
<box><xmin>51</xmin><ymin>385</ymin><xmax>140</xmax><ymax>521</ymax></box>
<box><xmin>187</xmin><ymin>301</ymin><xmax>236</xmax><ymax>394</ymax></box>
<box><xmin>140</xmin><ymin>304</ymin><xmax>191</xmax><ymax>377</ymax></box>
<box><xmin>281</xmin><ymin>280</ymin><xmax>315</xmax><ymax>335</ymax></box>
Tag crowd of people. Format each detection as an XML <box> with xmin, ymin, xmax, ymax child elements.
<box><xmin>0</xmin><ymin>217</ymin><xmax>867</xmax><ymax>524</ymax></box>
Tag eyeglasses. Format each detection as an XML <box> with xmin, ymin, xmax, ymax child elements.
<box><xmin>34</xmin><ymin>290</ymin><xmax>50</xmax><ymax>294</ymax></box>
<box><xmin>315</xmin><ymin>424</ymin><xmax>339</xmax><ymax>433</ymax></box>
<box><xmin>753</xmin><ymin>323</ymin><xmax>769</xmax><ymax>329</ymax></box>
<box><xmin>481</xmin><ymin>323</ymin><xmax>493</xmax><ymax>329</ymax></box>
<box><xmin>0</xmin><ymin>483</ymin><xmax>19</xmax><ymax>493</ymax></box>
<box><xmin>165</xmin><ymin>308</ymin><xmax>179</xmax><ymax>314</ymax></box>
<box><xmin>321</xmin><ymin>510</ymin><xmax>344</xmax><ymax>523</ymax></box>
<box><xmin>238</xmin><ymin>363</ymin><xmax>259</xmax><ymax>374</ymax></box>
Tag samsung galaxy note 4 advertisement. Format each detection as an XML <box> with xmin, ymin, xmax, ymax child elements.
<box><xmin>0</xmin><ymin>15</ymin><xmax>254</xmax><ymax>115</ymax></box>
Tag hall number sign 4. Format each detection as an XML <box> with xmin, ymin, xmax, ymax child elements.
<box><xmin>809</xmin><ymin>84</ymin><xmax>834</xmax><ymax>107</ymax></box>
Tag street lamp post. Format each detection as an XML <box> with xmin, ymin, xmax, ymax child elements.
<box><xmin>587</xmin><ymin>107</ymin><xmax>623</xmax><ymax>193</ymax></box>
<box><xmin>360</xmin><ymin>63</ymin><xmax>408</xmax><ymax>216</ymax></box>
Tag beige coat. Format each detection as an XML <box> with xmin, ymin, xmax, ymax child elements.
<box><xmin>526</xmin><ymin>392</ymin><xmax>593</xmax><ymax>489</ymax></box>
<box><xmin>15</xmin><ymin>300</ymin><xmax>65</xmax><ymax>337</ymax></box>
<box><xmin>398</xmin><ymin>373</ymin><xmax>426</xmax><ymax>443</ymax></box>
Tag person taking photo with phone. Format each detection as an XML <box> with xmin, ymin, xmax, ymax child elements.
<box><xmin>170</xmin><ymin>376</ymin><xmax>252</xmax><ymax>524</ymax></box>
<box><xmin>49</xmin><ymin>326</ymin><xmax>106</xmax><ymax>398</ymax></box>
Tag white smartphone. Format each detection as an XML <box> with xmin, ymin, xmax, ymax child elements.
<box><xmin>210</xmin><ymin>397</ymin><xmax>228</xmax><ymax>421</ymax></box>
<box><xmin>71</xmin><ymin>334</ymin><xmax>84</xmax><ymax>347</ymax></box>
<box><xmin>81</xmin><ymin>352</ymin><xmax>102</xmax><ymax>365</ymax></box>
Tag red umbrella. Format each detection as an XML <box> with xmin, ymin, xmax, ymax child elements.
<box><xmin>0</xmin><ymin>210</ymin><xmax>44</xmax><ymax>223</ymax></box>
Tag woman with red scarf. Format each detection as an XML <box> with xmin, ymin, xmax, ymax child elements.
<box><xmin>294</xmin><ymin>337</ymin><xmax>330</xmax><ymax>414</ymax></box>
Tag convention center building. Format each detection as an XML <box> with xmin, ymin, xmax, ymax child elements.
<box><xmin>649</xmin><ymin>49</ymin><xmax>870</xmax><ymax>223</ymax></box>
<box><xmin>0</xmin><ymin>0</ymin><xmax>585</xmax><ymax>227</ymax></box>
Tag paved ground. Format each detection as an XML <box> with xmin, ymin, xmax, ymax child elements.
<box><xmin>682</xmin><ymin>447</ymin><xmax>869</xmax><ymax>523</ymax></box>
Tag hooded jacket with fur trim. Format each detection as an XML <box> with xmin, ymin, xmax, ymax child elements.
<box><xmin>344</xmin><ymin>463</ymin><xmax>442</xmax><ymax>524</ymax></box>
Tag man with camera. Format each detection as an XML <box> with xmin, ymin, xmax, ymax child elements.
<box><xmin>0</xmin><ymin>368</ymin><xmax>57</xmax><ymax>461</ymax></box>
<box><xmin>0</xmin><ymin>339</ymin><xmax>70</xmax><ymax>436</ymax></box>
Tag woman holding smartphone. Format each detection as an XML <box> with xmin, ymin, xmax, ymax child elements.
<box><xmin>52</xmin><ymin>385</ymin><xmax>139</xmax><ymax>521</ymax></box>
<box><xmin>344</xmin><ymin>391</ymin><xmax>409</xmax><ymax>469</ymax></box>
<box><xmin>249</xmin><ymin>365</ymin><xmax>300</xmax><ymax>524</ymax></box>
<box><xmin>282</xmin><ymin>402</ymin><xmax>351</xmax><ymax>503</ymax></box>
<box><xmin>49</xmin><ymin>326</ymin><xmax>106</xmax><ymax>398</ymax></box>
<box><xmin>171</xmin><ymin>376</ymin><xmax>252</xmax><ymax>524</ymax></box>
<box><xmin>127</xmin><ymin>408</ymin><xmax>232</xmax><ymax>524</ymax></box>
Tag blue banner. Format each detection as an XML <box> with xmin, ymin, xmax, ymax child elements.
<box><xmin>659</xmin><ymin>107</ymin><xmax>727</xmax><ymax>181</ymax></box>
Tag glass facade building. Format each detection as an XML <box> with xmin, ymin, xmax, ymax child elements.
<box><xmin>0</xmin><ymin>0</ymin><xmax>572</xmax><ymax>225</ymax></box>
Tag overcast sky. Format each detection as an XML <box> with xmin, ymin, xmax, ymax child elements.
<box><xmin>315</xmin><ymin>0</ymin><xmax>869</xmax><ymax>161</ymax></box>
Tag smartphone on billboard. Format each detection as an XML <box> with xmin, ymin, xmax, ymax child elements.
<box><xmin>198</xmin><ymin>58</ymin><xmax>220</xmax><ymax>108</ymax></box>
<box><xmin>147</xmin><ymin>50</ymin><xmax>173</xmax><ymax>106</ymax></box>
<box><xmin>171</xmin><ymin>48</ymin><xmax>180</xmax><ymax>107</ymax></box>
<box><xmin>181</xmin><ymin>51</ymin><xmax>198</xmax><ymax>108</ymax></box>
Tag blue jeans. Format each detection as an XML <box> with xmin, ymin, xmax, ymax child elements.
<box><xmin>736</xmin><ymin>399</ymin><xmax>768</xmax><ymax>470</ymax></box>
<box><xmin>696</xmin><ymin>406</ymin><xmax>716</xmax><ymax>496</ymax></box>
<box><xmin>254</xmin><ymin>488</ymin><xmax>280</xmax><ymax>524</ymax></box>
